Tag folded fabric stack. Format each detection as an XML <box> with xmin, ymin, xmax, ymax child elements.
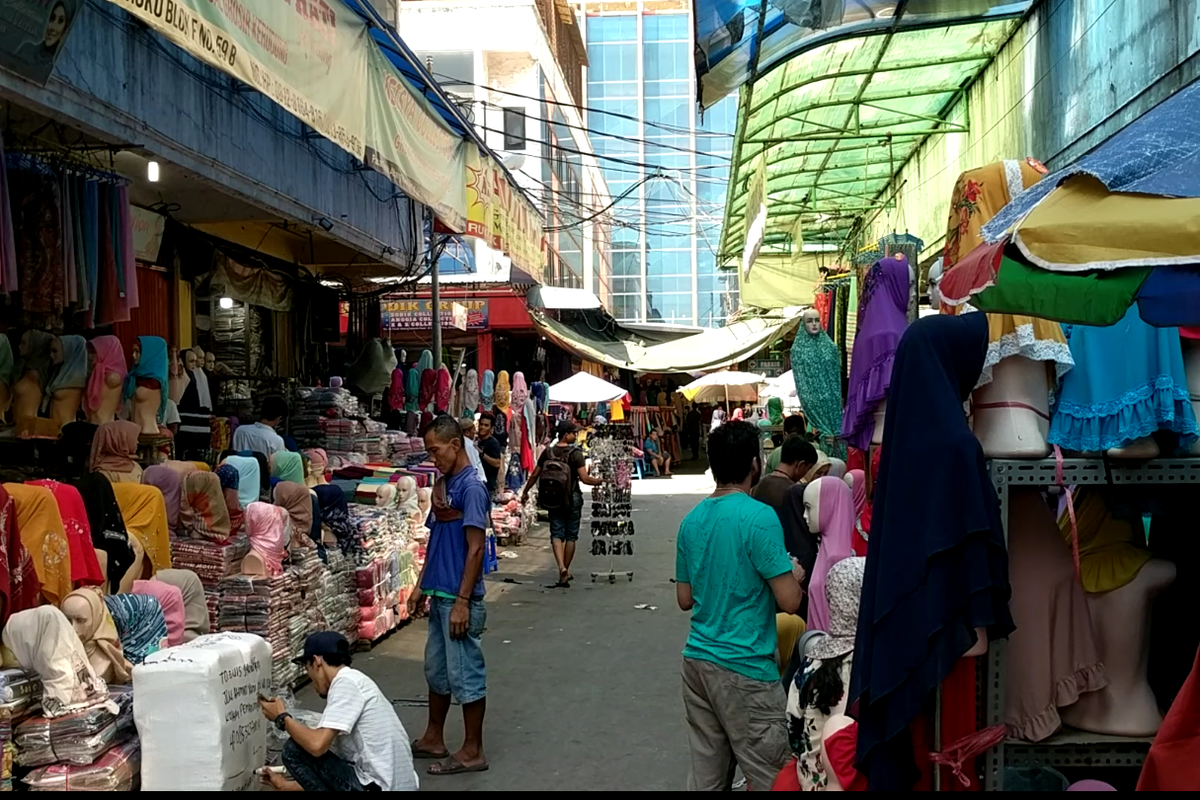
<box><xmin>16</xmin><ymin>687</ymin><xmax>134</xmax><ymax>777</ymax></box>
<box><xmin>361</xmin><ymin>419</ymin><xmax>389</xmax><ymax>461</ymax></box>
<box><xmin>324</xmin><ymin>549</ymin><xmax>361</xmax><ymax>644</ymax></box>
<box><xmin>2</xmin><ymin>672</ymin><xmax>42</xmax><ymax>792</ymax></box>
<box><xmin>22</xmin><ymin>739</ymin><xmax>140</xmax><ymax>791</ymax></box>
<box><xmin>491</xmin><ymin>490</ymin><xmax>532</xmax><ymax>543</ymax></box>
<box><xmin>216</xmin><ymin>574</ymin><xmax>301</xmax><ymax>688</ymax></box>
<box><xmin>172</xmin><ymin>536</ymin><xmax>251</xmax><ymax>630</ymax></box>
<box><xmin>292</xmin><ymin>387</ymin><xmax>364</xmax><ymax>449</ymax></box>
<box><xmin>288</xmin><ymin>548</ymin><xmax>330</xmax><ymax>634</ymax></box>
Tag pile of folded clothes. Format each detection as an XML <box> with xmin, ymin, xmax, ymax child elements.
<box><xmin>216</xmin><ymin>574</ymin><xmax>302</xmax><ymax>689</ymax></box>
<box><xmin>22</xmin><ymin>739</ymin><xmax>140</xmax><ymax>792</ymax></box>
<box><xmin>16</xmin><ymin>686</ymin><xmax>135</xmax><ymax>786</ymax></box>
<box><xmin>288</xmin><ymin>548</ymin><xmax>331</xmax><ymax>634</ymax></box>
<box><xmin>324</xmin><ymin>548</ymin><xmax>361</xmax><ymax>645</ymax></box>
<box><xmin>171</xmin><ymin>536</ymin><xmax>251</xmax><ymax>630</ymax></box>
<box><xmin>1</xmin><ymin>669</ymin><xmax>42</xmax><ymax>791</ymax></box>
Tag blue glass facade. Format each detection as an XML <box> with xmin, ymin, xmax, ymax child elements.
<box><xmin>583</xmin><ymin>8</ymin><xmax>738</xmax><ymax>327</ymax></box>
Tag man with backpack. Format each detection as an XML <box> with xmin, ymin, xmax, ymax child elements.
<box><xmin>521</xmin><ymin>420</ymin><xmax>602</xmax><ymax>587</ymax></box>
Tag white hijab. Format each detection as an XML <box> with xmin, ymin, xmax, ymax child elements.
<box><xmin>3</xmin><ymin>606</ymin><xmax>114</xmax><ymax>717</ymax></box>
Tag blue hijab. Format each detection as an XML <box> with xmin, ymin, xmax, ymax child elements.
<box><xmin>223</xmin><ymin>455</ymin><xmax>260</xmax><ymax>509</ymax></box>
<box><xmin>124</xmin><ymin>335</ymin><xmax>168</xmax><ymax>419</ymax></box>
<box><xmin>46</xmin><ymin>335</ymin><xmax>88</xmax><ymax>394</ymax></box>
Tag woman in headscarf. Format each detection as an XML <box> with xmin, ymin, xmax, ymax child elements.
<box><xmin>110</xmin><ymin>482</ymin><xmax>172</xmax><ymax>574</ymax></box>
<box><xmin>103</xmin><ymin>593</ymin><xmax>168</xmax><ymax>664</ymax></box>
<box><xmin>314</xmin><ymin>484</ymin><xmax>359</xmax><ymax>557</ymax></box>
<box><xmin>182</xmin><ymin>471</ymin><xmax>232</xmax><ymax>543</ymax></box>
<box><xmin>27</xmin><ymin>479</ymin><xmax>104</xmax><ymax>588</ymax></box>
<box><xmin>3</xmin><ymin>483</ymin><xmax>72</xmax><ymax>606</ymax></box>
<box><xmin>215</xmin><ymin>464</ymin><xmax>245</xmax><ymax>537</ymax></box>
<box><xmin>46</xmin><ymin>334</ymin><xmax>88</xmax><ymax>398</ymax></box>
<box><xmin>141</xmin><ymin>465</ymin><xmax>183</xmax><ymax>537</ymax></box>
<box><xmin>710</xmin><ymin>406</ymin><xmax>727</xmax><ymax>432</ymax></box>
<box><xmin>83</xmin><ymin>336</ymin><xmax>127</xmax><ymax>420</ymax></box>
<box><xmin>844</xmin><ymin>469</ymin><xmax>871</xmax><ymax>558</ymax></box>
<box><xmin>850</xmin><ymin>313</ymin><xmax>1013</xmax><ymax>790</ymax></box>
<box><xmin>804</xmin><ymin>476</ymin><xmax>857</xmax><ymax>634</ymax></box>
<box><xmin>0</xmin><ymin>485</ymin><xmax>41</xmax><ymax>624</ymax></box>
<box><xmin>222</xmin><ymin>455</ymin><xmax>261</xmax><ymax>509</ymax></box>
<box><xmin>270</xmin><ymin>450</ymin><xmax>305</xmax><ymax>484</ymax></box>
<box><xmin>730</xmin><ymin>407</ymin><xmax>744</xmax><ymax>421</ymax></box>
<box><xmin>61</xmin><ymin>586</ymin><xmax>132</xmax><ymax>684</ymax></box>
<box><xmin>273</xmin><ymin>481</ymin><xmax>315</xmax><ymax>551</ymax></box>
<box><xmin>153</xmin><ymin>569</ymin><xmax>210</xmax><ymax>643</ymax></box>
<box><xmin>304</xmin><ymin>448</ymin><xmax>328</xmax><ymax>487</ymax></box>
<box><xmin>88</xmin><ymin>420</ymin><xmax>143</xmax><ymax>483</ymax></box>
<box><xmin>132</xmin><ymin>578</ymin><xmax>186</xmax><ymax>647</ymax></box>
<box><xmin>244</xmin><ymin>502</ymin><xmax>288</xmax><ymax>577</ymax></box>
<box><xmin>73</xmin><ymin>474</ymin><xmax>136</xmax><ymax>595</ymax></box>
<box><xmin>122</xmin><ymin>335</ymin><xmax>169</xmax><ymax>424</ymax></box>
<box><xmin>2</xmin><ymin>606</ymin><xmax>110</xmax><ymax>716</ymax></box>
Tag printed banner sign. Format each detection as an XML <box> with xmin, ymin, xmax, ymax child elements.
<box><xmin>463</xmin><ymin>143</ymin><xmax>544</xmax><ymax>280</ymax></box>
<box><xmin>130</xmin><ymin>205</ymin><xmax>166</xmax><ymax>263</ymax></box>
<box><xmin>381</xmin><ymin>298</ymin><xmax>488</xmax><ymax>332</ymax></box>
<box><xmin>0</xmin><ymin>0</ymin><xmax>83</xmax><ymax>86</ymax></box>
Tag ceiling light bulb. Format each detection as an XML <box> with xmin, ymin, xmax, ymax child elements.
<box><xmin>219</xmin><ymin>296</ymin><xmax>234</xmax><ymax>309</ymax></box>
<box><xmin>147</xmin><ymin>161</ymin><xmax>160</xmax><ymax>182</ymax></box>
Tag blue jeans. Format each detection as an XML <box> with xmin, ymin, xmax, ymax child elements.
<box><xmin>282</xmin><ymin>739</ymin><xmax>378</xmax><ymax>791</ymax></box>
<box><xmin>424</xmin><ymin>596</ymin><xmax>487</xmax><ymax>704</ymax></box>
<box><xmin>549</xmin><ymin>492</ymin><xmax>584</xmax><ymax>542</ymax></box>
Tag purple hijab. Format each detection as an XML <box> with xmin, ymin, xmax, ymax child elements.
<box><xmin>842</xmin><ymin>254</ymin><xmax>910</xmax><ymax>449</ymax></box>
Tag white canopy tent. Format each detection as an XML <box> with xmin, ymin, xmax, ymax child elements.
<box><xmin>678</xmin><ymin>371</ymin><xmax>766</xmax><ymax>405</ymax></box>
<box><xmin>760</xmin><ymin>370</ymin><xmax>801</xmax><ymax>409</ymax></box>
<box><xmin>547</xmin><ymin>371</ymin><xmax>628</xmax><ymax>404</ymax></box>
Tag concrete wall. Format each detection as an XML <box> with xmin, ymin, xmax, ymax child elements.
<box><xmin>0</xmin><ymin>0</ymin><xmax>417</xmax><ymax>268</ymax></box>
<box><xmin>868</xmin><ymin>0</ymin><xmax>1200</xmax><ymax>261</ymax></box>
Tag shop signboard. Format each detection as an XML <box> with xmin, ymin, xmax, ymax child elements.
<box><xmin>0</xmin><ymin>0</ymin><xmax>83</xmax><ymax>86</ymax></box>
<box><xmin>451</xmin><ymin>302</ymin><xmax>468</xmax><ymax>331</ymax></box>
<box><xmin>130</xmin><ymin>205</ymin><xmax>166</xmax><ymax>263</ymax></box>
<box><xmin>381</xmin><ymin>298</ymin><xmax>488</xmax><ymax>332</ymax></box>
<box><xmin>750</xmin><ymin>356</ymin><xmax>788</xmax><ymax>378</ymax></box>
<box><xmin>461</xmin><ymin>143</ymin><xmax>545</xmax><ymax>282</ymax></box>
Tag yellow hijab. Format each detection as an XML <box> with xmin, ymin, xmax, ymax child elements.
<box><xmin>111</xmin><ymin>483</ymin><xmax>172</xmax><ymax>573</ymax></box>
<box><xmin>494</xmin><ymin>370</ymin><xmax>511</xmax><ymax>412</ymax></box>
<box><xmin>3</xmin><ymin>483</ymin><xmax>72</xmax><ymax>605</ymax></box>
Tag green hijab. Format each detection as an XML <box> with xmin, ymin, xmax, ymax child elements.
<box><xmin>790</xmin><ymin>322</ymin><xmax>846</xmax><ymax>459</ymax></box>
<box><xmin>766</xmin><ymin>397</ymin><xmax>784</xmax><ymax>426</ymax></box>
<box><xmin>270</xmin><ymin>450</ymin><xmax>305</xmax><ymax>484</ymax></box>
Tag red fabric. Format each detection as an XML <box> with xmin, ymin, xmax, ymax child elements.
<box><xmin>847</xmin><ymin>446</ymin><xmax>866</xmax><ymax>473</ymax></box>
<box><xmin>938</xmin><ymin>658</ymin><xmax>981</xmax><ymax>791</ymax></box>
<box><xmin>28</xmin><ymin>480</ymin><xmax>104</xmax><ymax>587</ymax></box>
<box><xmin>814</xmin><ymin>290</ymin><xmax>832</xmax><ymax>328</ymax></box>
<box><xmin>520</xmin><ymin>415</ymin><xmax>535</xmax><ymax>472</ymax></box>
<box><xmin>825</xmin><ymin>723</ymin><xmax>869</xmax><ymax>791</ymax></box>
<box><xmin>770</xmin><ymin>758</ymin><xmax>800</xmax><ymax>791</ymax></box>
<box><xmin>0</xmin><ymin>486</ymin><xmax>41</xmax><ymax>624</ymax></box>
<box><xmin>1137</xmin><ymin>642</ymin><xmax>1200</xmax><ymax>791</ymax></box>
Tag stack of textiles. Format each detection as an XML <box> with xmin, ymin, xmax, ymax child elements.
<box><xmin>322</xmin><ymin>418</ymin><xmax>367</xmax><ymax>464</ymax></box>
<box><xmin>291</xmin><ymin>387</ymin><xmax>363</xmax><ymax>450</ymax></box>
<box><xmin>382</xmin><ymin>431</ymin><xmax>412</xmax><ymax>463</ymax></box>
<box><xmin>288</xmin><ymin>548</ymin><xmax>330</xmax><ymax>634</ymax></box>
<box><xmin>324</xmin><ymin>549</ymin><xmax>361</xmax><ymax>644</ymax></box>
<box><xmin>1</xmin><ymin>671</ymin><xmax>42</xmax><ymax>792</ymax></box>
<box><xmin>22</xmin><ymin>739</ymin><xmax>140</xmax><ymax>791</ymax></box>
<box><xmin>361</xmin><ymin>419</ymin><xmax>389</xmax><ymax>461</ymax></box>
<box><xmin>15</xmin><ymin>687</ymin><xmax>134</xmax><ymax>771</ymax></box>
<box><xmin>491</xmin><ymin>489</ymin><xmax>532</xmax><ymax>544</ymax></box>
<box><xmin>171</xmin><ymin>536</ymin><xmax>250</xmax><ymax>630</ymax></box>
<box><xmin>216</xmin><ymin>574</ymin><xmax>301</xmax><ymax>688</ymax></box>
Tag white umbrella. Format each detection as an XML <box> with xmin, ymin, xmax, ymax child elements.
<box><xmin>678</xmin><ymin>370</ymin><xmax>766</xmax><ymax>405</ymax></box>
<box><xmin>548</xmin><ymin>372</ymin><xmax>628</xmax><ymax>404</ymax></box>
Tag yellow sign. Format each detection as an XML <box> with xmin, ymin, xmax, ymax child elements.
<box><xmin>463</xmin><ymin>143</ymin><xmax>544</xmax><ymax>281</ymax></box>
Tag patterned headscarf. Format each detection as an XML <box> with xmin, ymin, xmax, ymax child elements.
<box><xmin>494</xmin><ymin>370</ymin><xmax>511</xmax><ymax>411</ymax></box>
<box><xmin>463</xmin><ymin>369</ymin><xmax>481</xmax><ymax>413</ymax></box>
<box><xmin>511</xmin><ymin>371</ymin><xmax>529</xmax><ymax>409</ymax></box>
<box><xmin>245</xmin><ymin>502</ymin><xmax>288</xmax><ymax>576</ymax></box>
<box><xmin>791</xmin><ymin>312</ymin><xmax>845</xmax><ymax>459</ymax></box>
<box><xmin>103</xmin><ymin>593</ymin><xmax>168</xmax><ymax>665</ymax></box>
<box><xmin>481</xmin><ymin>370</ymin><xmax>495</xmax><ymax>409</ymax></box>
<box><xmin>123</xmin><ymin>335</ymin><xmax>169</xmax><ymax>420</ymax></box>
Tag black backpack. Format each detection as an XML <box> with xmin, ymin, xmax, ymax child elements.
<box><xmin>538</xmin><ymin>447</ymin><xmax>575</xmax><ymax>510</ymax></box>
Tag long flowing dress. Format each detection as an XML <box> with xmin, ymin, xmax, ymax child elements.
<box><xmin>791</xmin><ymin>326</ymin><xmax>844</xmax><ymax>459</ymax></box>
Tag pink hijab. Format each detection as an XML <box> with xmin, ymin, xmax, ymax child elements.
<box><xmin>845</xmin><ymin>469</ymin><xmax>867</xmax><ymax>522</ymax></box>
<box><xmin>83</xmin><ymin>336</ymin><xmax>128</xmax><ymax>414</ymax></box>
<box><xmin>132</xmin><ymin>579</ymin><xmax>186</xmax><ymax>647</ymax></box>
<box><xmin>511</xmin><ymin>371</ymin><xmax>529</xmax><ymax>409</ymax></box>
<box><xmin>245</xmin><ymin>502</ymin><xmax>288</xmax><ymax>577</ymax></box>
<box><xmin>806</xmin><ymin>476</ymin><xmax>857</xmax><ymax>634</ymax></box>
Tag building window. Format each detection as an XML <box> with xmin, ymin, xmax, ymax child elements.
<box><xmin>503</xmin><ymin>107</ymin><xmax>526</xmax><ymax>150</ymax></box>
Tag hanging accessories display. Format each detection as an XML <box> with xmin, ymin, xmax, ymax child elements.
<box><xmin>587</xmin><ymin>423</ymin><xmax>635</xmax><ymax>583</ymax></box>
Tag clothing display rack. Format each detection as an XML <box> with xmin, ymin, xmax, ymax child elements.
<box><xmin>982</xmin><ymin>457</ymin><xmax>1200</xmax><ymax>791</ymax></box>
<box><xmin>588</xmin><ymin>423</ymin><xmax>635</xmax><ymax>583</ymax></box>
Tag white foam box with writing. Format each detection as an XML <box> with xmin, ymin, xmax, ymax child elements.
<box><xmin>133</xmin><ymin>631</ymin><xmax>273</xmax><ymax>791</ymax></box>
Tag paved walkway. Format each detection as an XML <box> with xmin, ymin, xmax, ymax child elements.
<box><xmin>303</xmin><ymin>469</ymin><xmax>714</xmax><ymax>791</ymax></box>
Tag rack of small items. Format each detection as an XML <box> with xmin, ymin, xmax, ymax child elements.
<box><xmin>587</xmin><ymin>423</ymin><xmax>635</xmax><ymax>583</ymax></box>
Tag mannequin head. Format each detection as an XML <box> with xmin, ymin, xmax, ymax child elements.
<box><xmin>927</xmin><ymin>260</ymin><xmax>944</xmax><ymax>308</ymax></box>
<box><xmin>396</xmin><ymin>476</ymin><xmax>417</xmax><ymax>507</ymax></box>
<box><xmin>803</xmin><ymin>309</ymin><xmax>822</xmax><ymax>336</ymax></box>
<box><xmin>50</xmin><ymin>337</ymin><xmax>64</xmax><ymax>364</ymax></box>
<box><xmin>184</xmin><ymin>349</ymin><xmax>198</xmax><ymax>372</ymax></box>
<box><xmin>61</xmin><ymin>592</ymin><xmax>95</xmax><ymax>641</ymax></box>
<box><xmin>131</xmin><ymin>340</ymin><xmax>141</xmax><ymax>365</ymax></box>
<box><xmin>205</xmin><ymin>351</ymin><xmax>216</xmax><ymax>371</ymax></box>
<box><xmin>803</xmin><ymin>480</ymin><xmax>822</xmax><ymax>531</ymax></box>
<box><xmin>417</xmin><ymin>487</ymin><xmax>432</xmax><ymax>519</ymax></box>
<box><xmin>376</xmin><ymin>484</ymin><xmax>398</xmax><ymax>507</ymax></box>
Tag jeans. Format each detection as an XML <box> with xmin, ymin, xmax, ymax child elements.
<box><xmin>548</xmin><ymin>492</ymin><xmax>584</xmax><ymax>542</ymax></box>
<box><xmin>424</xmin><ymin>596</ymin><xmax>488</xmax><ymax>704</ymax></box>
<box><xmin>282</xmin><ymin>739</ymin><xmax>378</xmax><ymax>791</ymax></box>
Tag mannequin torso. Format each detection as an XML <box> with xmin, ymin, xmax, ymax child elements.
<box><xmin>49</xmin><ymin>388</ymin><xmax>82</xmax><ymax>429</ymax></box>
<box><xmin>131</xmin><ymin>384</ymin><xmax>161</xmax><ymax>435</ymax></box>
<box><xmin>12</xmin><ymin>372</ymin><xmax>42</xmax><ymax>422</ymax></box>
<box><xmin>972</xmin><ymin>356</ymin><xmax>1052</xmax><ymax>459</ymax></box>
<box><xmin>89</xmin><ymin>371</ymin><xmax>124</xmax><ymax>425</ymax></box>
<box><xmin>241</xmin><ymin>551</ymin><xmax>268</xmax><ymax>577</ymax></box>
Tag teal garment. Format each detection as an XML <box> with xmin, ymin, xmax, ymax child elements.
<box><xmin>791</xmin><ymin>327</ymin><xmax>846</xmax><ymax>459</ymax></box>
<box><xmin>765</xmin><ymin>447</ymin><xmax>783</xmax><ymax>472</ymax></box>
<box><xmin>676</xmin><ymin>493</ymin><xmax>794</xmax><ymax>682</ymax></box>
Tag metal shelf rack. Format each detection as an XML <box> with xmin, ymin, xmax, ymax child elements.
<box><xmin>983</xmin><ymin>457</ymin><xmax>1200</xmax><ymax>791</ymax></box>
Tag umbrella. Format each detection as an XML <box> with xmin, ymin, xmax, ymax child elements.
<box><xmin>760</xmin><ymin>370</ymin><xmax>800</xmax><ymax>405</ymax></box>
<box><xmin>678</xmin><ymin>371</ymin><xmax>766</xmax><ymax>405</ymax></box>
<box><xmin>547</xmin><ymin>372</ymin><xmax>627</xmax><ymax>404</ymax></box>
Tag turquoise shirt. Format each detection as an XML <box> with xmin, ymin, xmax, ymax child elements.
<box><xmin>676</xmin><ymin>493</ymin><xmax>794</xmax><ymax>682</ymax></box>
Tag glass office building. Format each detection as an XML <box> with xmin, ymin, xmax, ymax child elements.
<box><xmin>580</xmin><ymin>2</ymin><xmax>738</xmax><ymax>328</ymax></box>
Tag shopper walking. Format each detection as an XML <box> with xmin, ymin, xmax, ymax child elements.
<box><xmin>408</xmin><ymin>416</ymin><xmax>491</xmax><ymax>776</ymax></box>
<box><xmin>675</xmin><ymin>420</ymin><xmax>802</xmax><ymax>791</ymax></box>
<box><xmin>258</xmin><ymin>632</ymin><xmax>418</xmax><ymax>791</ymax></box>
<box><xmin>522</xmin><ymin>420</ymin><xmax>602</xmax><ymax>587</ymax></box>
<box><xmin>476</xmin><ymin>412</ymin><xmax>504</xmax><ymax>496</ymax></box>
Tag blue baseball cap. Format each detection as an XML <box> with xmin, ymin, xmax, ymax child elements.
<box><xmin>292</xmin><ymin>631</ymin><xmax>351</xmax><ymax>665</ymax></box>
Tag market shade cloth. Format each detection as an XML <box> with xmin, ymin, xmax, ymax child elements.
<box><xmin>531</xmin><ymin>308</ymin><xmax>802</xmax><ymax>374</ymax></box>
<box><xmin>760</xmin><ymin>370</ymin><xmax>798</xmax><ymax>400</ymax></box>
<box><xmin>547</xmin><ymin>372</ymin><xmax>627</xmax><ymax>404</ymax></box>
<box><xmin>678</xmin><ymin>371</ymin><xmax>766</xmax><ymax>404</ymax></box>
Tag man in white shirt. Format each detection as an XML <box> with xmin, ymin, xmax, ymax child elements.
<box><xmin>232</xmin><ymin>395</ymin><xmax>287</xmax><ymax>458</ymax></box>
<box><xmin>259</xmin><ymin>632</ymin><xmax>418</xmax><ymax>792</ymax></box>
<box><xmin>459</xmin><ymin>416</ymin><xmax>488</xmax><ymax>486</ymax></box>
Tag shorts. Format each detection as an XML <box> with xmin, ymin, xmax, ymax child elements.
<box><xmin>424</xmin><ymin>596</ymin><xmax>487</xmax><ymax>704</ymax></box>
<box><xmin>549</xmin><ymin>492</ymin><xmax>584</xmax><ymax>542</ymax></box>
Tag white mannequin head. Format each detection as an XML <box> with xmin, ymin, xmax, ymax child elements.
<box><xmin>803</xmin><ymin>480</ymin><xmax>822</xmax><ymax>532</ymax></box>
<box><xmin>802</xmin><ymin>308</ymin><xmax>822</xmax><ymax>336</ymax></box>
<box><xmin>927</xmin><ymin>260</ymin><xmax>944</xmax><ymax>308</ymax></box>
<box><xmin>396</xmin><ymin>476</ymin><xmax>417</xmax><ymax>507</ymax></box>
<box><xmin>184</xmin><ymin>348</ymin><xmax>198</xmax><ymax>371</ymax></box>
<box><xmin>61</xmin><ymin>593</ymin><xmax>95</xmax><ymax>641</ymax></box>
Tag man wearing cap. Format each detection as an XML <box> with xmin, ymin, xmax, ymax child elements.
<box><xmin>522</xmin><ymin>419</ymin><xmax>603</xmax><ymax>587</ymax></box>
<box><xmin>258</xmin><ymin>632</ymin><xmax>417</xmax><ymax>791</ymax></box>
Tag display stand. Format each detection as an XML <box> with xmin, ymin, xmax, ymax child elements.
<box><xmin>982</xmin><ymin>457</ymin><xmax>1200</xmax><ymax>791</ymax></box>
<box><xmin>588</xmin><ymin>424</ymin><xmax>635</xmax><ymax>584</ymax></box>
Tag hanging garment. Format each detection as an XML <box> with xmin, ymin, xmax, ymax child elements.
<box><xmin>110</xmin><ymin>483</ymin><xmax>172</xmax><ymax>573</ymax></box>
<box><xmin>345</xmin><ymin>338</ymin><xmax>396</xmax><ymax>396</ymax></box>
<box><xmin>2</xmin><ymin>606</ymin><xmax>110</xmax><ymax>717</ymax></box>
<box><xmin>0</xmin><ymin>132</ymin><xmax>17</xmax><ymax>294</ymax></box>
<box><xmin>850</xmin><ymin>313</ymin><xmax>1014</xmax><ymax>790</ymax></box>
<box><xmin>463</xmin><ymin>368</ymin><xmax>481</xmax><ymax>413</ymax></box>
<box><xmin>245</xmin><ymin>502</ymin><xmax>288</xmax><ymax>576</ymax></box>
<box><xmin>1137</xmin><ymin>641</ymin><xmax>1200</xmax><ymax>791</ymax></box>
<box><xmin>61</xmin><ymin>587</ymin><xmax>131</xmax><ymax>684</ymax></box>
<box><xmin>123</xmin><ymin>335</ymin><xmax>169</xmax><ymax>422</ymax></box>
<box><xmin>81</xmin><ymin>181</ymin><xmax>99</xmax><ymax>327</ymax></box>
<box><xmin>417</xmin><ymin>348</ymin><xmax>433</xmax><ymax>373</ymax></box>
<box><xmin>141</xmin><ymin>465</ymin><xmax>183</xmax><ymax>537</ymax></box>
<box><xmin>27</xmin><ymin>480</ymin><xmax>103</xmax><ymax>588</ymax></box>
<box><xmin>1057</xmin><ymin>488</ymin><xmax>1152</xmax><ymax>594</ymax></box>
<box><xmin>418</xmin><ymin>368</ymin><xmax>437</xmax><ymax>410</ymax></box>
<box><xmin>806</xmin><ymin>477</ymin><xmax>857</xmax><ymax>635</ymax></box>
<box><xmin>511</xmin><ymin>371</ymin><xmax>529</xmax><ymax>409</ymax></box>
<box><xmin>436</xmin><ymin>365</ymin><xmax>452</xmax><ymax>411</ymax></box>
<box><xmin>790</xmin><ymin>323</ymin><xmax>844</xmax><ymax>458</ymax></box>
<box><xmin>270</xmin><ymin>451</ymin><xmax>305</xmax><ymax>484</ymax></box>
<box><xmin>10</xmin><ymin>167</ymin><xmax>65</xmax><ymax>320</ymax></box>
<box><xmin>481</xmin><ymin>370</ymin><xmax>495</xmax><ymax>409</ymax></box>
<box><xmin>83</xmin><ymin>336</ymin><xmax>127</xmax><ymax>415</ymax></box>
<box><xmin>494</xmin><ymin>370</ymin><xmax>511</xmax><ymax>412</ymax></box>
<box><xmin>1050</xmin><ymin>306</ymin><xmax>1198</xmax><ymax>452</ymax></box>
<box><xmin>103</xmin><ymin>593</ymin><xmax>167</xmax><ymax>665</ymax></box>
<box><xmin>46</xmin><ymin>335</ymin><xmax>87</xmax><ymax>395</ymax></box>
<box><xmin>388</xmin><ymin>368</ymin><xmax>406</xmax><ymax>411</ymax></box>
<box><xmin>89</xmin><ymin>420</ymin><xmax>142</xmax><ymax>484</ymax></box>
<box><xmin>845</xmin><ymin>470</ymin><xmax>871</xmax><ymax>558</ymax></box>
<box><xmin>405</xmin><ymin>365</ymin><xmax>420</xmax><ymax>412</ymax></box>
<box><xmin>4</xmin><ymin>483</ymin><xmax>72</xmax><ymax>606</ymax></box>
<box><xmin>222</xmin><ymin>455</ymin><xmax>261</xmax><ymax>509</ymax></box>
<box><xmin>273</xmin><ymin>482</ymin><xmax>314</xmax><ymax>551</ymax></box>
<box><xmin>73</xmin><ymin>473</ymin><xmax>135</xmax><ymax>595</ymax></box>
<box><xmin>60</xmin><ymin>174</ymin><xmax>77</xmax><ymax>305</ymax></box>
<box><xmin>132</xmin><ymin>579</ymin><xmax>186</xmax><ymax>647</ymax></box>
<box><xmin>843</xmin><ymin>255</ymin><xmax>910</xmax><ymax>450</ymax></box>
<box><xmin>182</xmin><ymin>471</ymin><xmax>232</xmax><ymax>542</ymax></box>
<box><xmin>153</xmin><ymin>569</ymin><xmax>210</xmax><ymax>643</ymax></box>
<box><xmin>0</xmin><ymin>485</ymin><xmax>40</xmax><ymax>624</ymax></box>
<box><xmin>16</xmin><ymin>329</ymin><xmax>55</xmax><ymax>392</ymax></box>
<box><xmin>117</xmin><ymin>186</ymin><xmax>138</xmax><ymax>310</ymax></box>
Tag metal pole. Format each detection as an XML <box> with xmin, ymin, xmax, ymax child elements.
<box><xmin>430</xmin><ymin>242</ymin><xmax>442</xmax><ymax>371</ymax></box>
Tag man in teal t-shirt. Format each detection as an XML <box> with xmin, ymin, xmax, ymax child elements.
<box><xmin>676</xmin><ymin>421</ymin><xmax>803</xmax><ymax>792</ymax></box>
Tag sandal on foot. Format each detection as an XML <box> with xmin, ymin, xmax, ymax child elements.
<box><xmin>428</xmin><ymin>757</ymin><xmax>489</xmax><ymax>775</ymax></box>
<box><xmin>412</xmin><ymin>740</ymin><xmax>449</xmax><ymax>760</ymax></box>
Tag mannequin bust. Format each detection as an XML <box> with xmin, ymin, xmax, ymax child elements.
<box><xmin>1182</xmin><ymin>337</ymin><xmax>1200</xmax><ymax>455</ymax></box>
<box><xmin>928</xmin><ymin>260</ymin><xmax>944</xmax><ymax>310</ymax></box>
<box><xmin>89</xmin><ymin>364</ymin><xmax>125</xmax><ymax>426</ymax></box>
<box><xmin>396</xmin><ymin>476</ymin><xmax>419</xmax><ymax>516</ymax></box>
<box><xmin>48</xmin><ymin>336</ymin><xmax>85</xmax><ymax>429</ymax></box>
<box><xmin>167</xmin><ymin>347</ymin><xmax>188</xmax><ymax>404</ymax></box>
<box><xmin>241</xmin><ymin>550</ymin><xmax>267</xmax><ymax>577</ymax></box>
<box><xmin>129</xmin><ymin>341</ymin><xmax>162</xmax><ymax>435</ymax></box>
<box><xmin>418</xmin><ymin>486</ymin><xmax>432</xmax><ymax>521</ymax></box>
<box><xmin>13</xmin><ymin>330</ymin><xmax>51</xmax><ymax>423</ymax></box>
<box><xmin>972</xmin><ymin>356</ymin><xmax>1052</xmax><ymax>459</ymax></box>
<box><xmin>203</xmin><ymin>350</ymin><xmax>216</xmax><ymax>373</ymax></box>
<box><xmin>1060</xmin><ymin>559</ymin><xmax>1176</xmax><ymax>736</ymax></box>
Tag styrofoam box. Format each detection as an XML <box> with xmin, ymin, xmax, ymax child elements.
<box><xmin>133</xmin><ymin>632</ymin><xmax>273</xmax><ymax>791</ymax></box>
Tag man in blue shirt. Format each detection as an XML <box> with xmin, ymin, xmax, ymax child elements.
<box><xmin>643</xmin><ymin>428</ymin><xmax>672</xmax><ymax>476</ymax></box>
<box><xmin>676</xmin><ymin>420</ymin><xmax>803</xmax><ymax>791</ymax></box>
<box><xmin>407</xmin><ymin>416</ymin><xmax>491</xmax><ymax>777</ymax></box>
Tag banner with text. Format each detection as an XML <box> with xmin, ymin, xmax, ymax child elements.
<box><xmin>0</xmin><ymin>0</ymin><xmax>83</xmax><ymax>86</ymax></box>
<box><xmin>463</xmin><ymin>143</ymin><xmax>544</xmax><ymax>281</ymax></box>
<box><xmin>382</xmin><ymin>298</ymin><xmax>489</xmax><ymax>332</ymax></box>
